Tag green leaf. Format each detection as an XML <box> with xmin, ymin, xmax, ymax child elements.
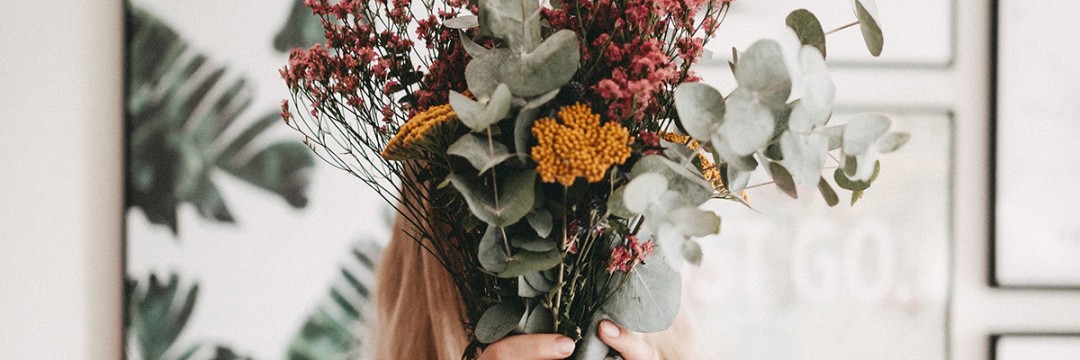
<box><xmin>832</xmin><ymin>161</ymin><xmax>880</xmax><ymax>191</ymax></box>
<box><xmin>623</xmin><ymin>173</ymin><xmax>669</xmax><ymax>214</ymax></box>
<box><xmin>511</xmin><ymin>234</ymin><xmax>557</xmax><ymax>252</ymax></box>
<box><xmin>447</xmin><ymin>134</ymin><xmax>515</xmax><ymax>173</ymax></box>
<box><xmin>444</xmin><ymin>15</ymin><xmax>479</xmax><ymax>29</ymax></box>
<box><xmin>523</xmin><ymin>304</ymin><xmax>554</xmax><ymax>334</ymax></box>
<box><xmin>523</xmin><ymin>270</ymin><xmax>554</xmax><ymax>293</ymax></box>
<box><xmin>450</xmin><ymin>83</ymin><xmax>513</xmax><ymax>132</ymax></box>
<box><xmin>673</xmin><ymin>83</ymin><xmax>725</xmax><ymax>142</ymax></box>
<box><xmin>768</xmin><ymin>162</ymin><xmax>799</xmax><ymax>199</ymax></box>
<box><xmin>876</xmin><ymin>131</ymin><xmax>910</xmax><ymax>153</ymax></box>
<box><xmin>668</xmin><ymin>207</ymin><xmax>721</xmax><ymax>238</ymax></box>
<box><xmin>842</xmin><ymin>113</ymin><xmax>891</xmax><ymax>155</ymax></box>
<box><xmin>518</xmin><ymin>275</ymin><xmax>546</xmax><ymax>298</ymax></box>
<box><xmin>526</xmin><ymin>209</ymin><xmax>553</xmax><ymax>238</ymax></box>
<box><xmin>716</xmin><ymin>88</ymin><xmax>775</xmax><ymax>157</ymax></box>
<box><xmin>502</xmin><ymin>30</ymin><xmax>581</xmax><ymax>97</ymax></box>
<box><xmin>851</xmin><ymin>189</ymin><xmax>866</xmax><ymax>205</ymax></box>
<box><xmin>786</xmin><ymin>9</ymin><xmax>827</xmax><ymax>58</ymax></box>
<box><xmin>855</xmin><ymin>0</ymin><xmax>884</xmax><ymax>57</ymax></box>
<box><xmin>513</xmin><ymin>106</ymin><xmax>541</xmax><ymax>162</ymax></box>
<box><xmin>733</xmin><ymin>39</ymin><xmax>791</xmax><ymax>107</ymax></box>
<box><xmin>479</xmin><ymin>0</ymin><xmax>541</xmax><ymax>52</ymax></box>
<box><xmin>602</xmin><ymin>252</ymin><xmax>681</xmax><ymax>333</ymax></box>
<box><xmin>818</xmin><ymin>177</ymin><xmax>840</xmax><ymax>207</ymax></box>
<box><xmin>681</xmin><ymin>240</ymin><xmax>703</xmax><ymax>266</ymax></box>
<box><xmin>606</xmin><ymin>185</ymin><xmax>636</xmax><ymax>219</ymax></box>
<box><xmin>498</xmin><ymin>249</ymin><xmax>562</xmax><ymax>278</ymax></box>
<box><xmin>475</xmin><ymin>302</ymin><xmax>526</xmax><ymax>343</ymax></box>
<box><xmin>460</xmin><ymin>31</ymin><xmax>490</xmax><ymax>58</ymax></box>
<box><xmin>479</xmin><ymin>225</ymin><xmax>510</xmax><ymax>273</ymax></box>
<box><xmin>779</xmin><ymin>131</ymin><xmax>828</xmax><ymax>187</ymax></box>
<box><xmin>629</xmin><ymin>156</ymin><xmax>713</xmax><ymax>207</ymax></box>
<box><xmin>129</xmin><ymin>273</ymin><xmax>199</xmax><ymax>360</ymax></box>
<box><xmin>449</xmin><ymin>170</ymin><xmax>536</xmax><ymax>227</ymax></box>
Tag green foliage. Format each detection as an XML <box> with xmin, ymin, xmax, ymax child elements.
<box><xmin>273</xmin><ymin>0</ymin><xmax>325</xmax><ymax>53</ymax></box>
<box><xmin>855</xmin><ymin>0</ymin><xmax>884</xmax><ymax>57</ymax></box>
<box><xmin>127</xmin><ymin>273</ymin><xmax>200</xmax><ymax>360</ymax></box>
<box><xmin>673</xmin><ymin>83</ymin><xmax>725</xmax><ymax>141</ymax></box>
<box><xmin>447</xmin><ymin>134</ymin><xmax>516</xmax><ymax>173</ymax></box>
<box><xmin>475</xmin><ymin>302</ymin><xmax>526</xmax><ymax>343</ymax></box>
<box><xmin>463</xmin><ymin>30</ymin><xmax>581</xmax><ymax>97</ymax></box>
<box><xmin>786</xmin><ymin>9</ymin><xmax>827</xmax><ymax>58</ymax></box>
<box><xmin>287</xmin><ymin>240</ymin><xmax>383</xmax><ymax>360</ymax></box>
<box><xmin>449</xmin><ymin>170</ymin><xmax>537</xmax><ymax>227</ymax></box>
<box><xmin>601</xmin><ymin>252</ymin><xmax>681</xmax><ymax>333</ymax></box>
<box><xmin>126</xmin><ymin>7</ymin><xmax>314</xmax><ymax>233</ymax></box>
<box><xmin>451</xmin><ymin>84</ymin><xmax>513</xmax><ymax>132</ymax></box>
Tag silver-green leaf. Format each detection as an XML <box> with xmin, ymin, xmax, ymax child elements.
<box><xmin>475</xmin><ymin>302</ymin><xmax>525</xmax><ymax>343</ymax></box>
<box><xmin>855</xmin><ymin>0</ymin><xmax>884</xmax><ymax>57</ymax></box>
<box><xmin>673</xmin><ymin>83</ymin><xmax>725</xmax><ymax>143</ymax></box>
<box><xmin>447</xmin><ymin>134</ymin><xmax>515</xmax><ymax>173</ymax></box>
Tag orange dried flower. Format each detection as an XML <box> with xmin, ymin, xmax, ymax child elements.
<box><xmin>382</xmin><ymin>103</ymin><xmax>459</xmax><ymax>161</ymax></box>
<box><xmin>660</xmin><ymin>132</ymin><xmax>746</xmax><ymax>201</ymax></box>
<box><xmin>531</xmin><ymin>103</ymin><xmax>632</xmax><ymax>186</ymax></box>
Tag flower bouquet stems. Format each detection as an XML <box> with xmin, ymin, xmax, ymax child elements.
<box><xmin>281</xmin><ymin>0</ymin><xmax>905</xmax><ymax>358</ymax></box>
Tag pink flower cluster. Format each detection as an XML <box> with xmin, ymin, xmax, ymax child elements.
<box><xmin>543</xmin><ymin>0</ymin><xmax>722</xmax><ymax>125</ymax></box>
<box><xmin>281</xmin><ymin>0</ymin><xmax>469</xmax><ymax>127</ymax></box>
<box><xmin>607</xmin><ymin>235</ymin><xmax>656</xmax><ymax>273</ymax></box>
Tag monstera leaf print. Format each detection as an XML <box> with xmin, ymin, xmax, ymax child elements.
<box><xmin>286</xmin><ymin>238</ymin><xmax>383</xmax><ymax>360</ymax></box>
<box><xmin>127</xmin><ymin>273</ymin><xmax>201</xmax><ymax>360</ymax></box>
<box><xmin>126</xmin><ymin>6</ymin><xmax>314</xmax><ymax>233</ymax></box>
<box><xmin>273</xmin><ymin>0</ymin><xmax>325</xmax><ymax>53</ymax></box>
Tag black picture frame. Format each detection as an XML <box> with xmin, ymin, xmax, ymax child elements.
<box><xmin>990</xmin><ymin>333</ymin><xmax>1080</xmax><ymax>360</ymax></box>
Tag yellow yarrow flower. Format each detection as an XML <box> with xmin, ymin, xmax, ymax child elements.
<box><xmin>382</xmin><ymin>104</ymin><xmax>459</xmax><ymax>161</ymax></box>
<box><xmin>531</xmin><ymin>103</ymin><xmax>632</xmax><ymax>186</ymax></box>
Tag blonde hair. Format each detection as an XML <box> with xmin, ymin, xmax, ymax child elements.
<box><xmin>369</xmin><ymin>214</ymin><xmax>699</xmax><ymax>360</ymax></box>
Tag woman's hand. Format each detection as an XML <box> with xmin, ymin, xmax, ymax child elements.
<box><xmin>479</xmin><ymin>334</ymin><xmax>577</xmax><ymax>360</ymax></box>
<box><xmin>598</xmin><ymin>320</ymin><xmax>661</xmax><ymax>360</ymax></box>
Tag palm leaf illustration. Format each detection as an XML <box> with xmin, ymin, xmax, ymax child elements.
<box><xmin>125</xmin><ymin>5</ymin><xmax>314</xmax><ymax>233</ymax></box>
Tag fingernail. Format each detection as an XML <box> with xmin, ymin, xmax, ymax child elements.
<box><xmin>555</xmin><ymin>336</ymin><xmax>576</xmax><ymax>355</ymax></box>
<box><xmin>600</xmin><ymin>320</ymin><xmax>620</xmax><ymax>338</ymax></box>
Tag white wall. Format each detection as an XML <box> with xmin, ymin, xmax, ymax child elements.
<box><xmin>0</xmin><ymin>2</ymin><xmax>124</xmax><ymax>359</ymax></box>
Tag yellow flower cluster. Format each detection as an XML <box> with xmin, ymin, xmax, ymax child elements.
<box><xmin>531</xmin><ymin>103</ymin><xmax>632</xmax><ymax>186</ymax></box>
<box><xmin>382</xmin><ymin>104</ymin><xmax>458</xmax><ymax>161</ymax></box>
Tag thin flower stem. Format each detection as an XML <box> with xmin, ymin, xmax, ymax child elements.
<box><xmin>745</xmin><ymin>181</ymin><xmax>776</xmax><ymax>190</ymax></box>
<box><xmin>825</xmin><ymin>20</ymin><xmax>860</xmax><ymax>36</ymax></box>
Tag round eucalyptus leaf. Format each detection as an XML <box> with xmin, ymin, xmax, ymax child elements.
<box><xmin>502</xmin><ymin>30</ymin><xmax>581</xmax><ymax>97</ymax></box>
<box><xmin>875</xmin><ymin>131</ymin><xmax>910</xmax><ymax>154</ymax></box>
<box><xmin>497</xmin><ymin>249</ymin><xmax>562</xmax><ymax>278</ymax></box>
<box><xmin>629</xmin><ymin>156</ymin><xmax>713</xmax><ymax>206</ymax></box>
<box><xmin>673</xmin><ymin>83</ymin><xmax>725</xmax><ymax>142</ymax></box>
<box><xmin>511</xmin><ymin>234</ymin><xmax>557</xmax><ymax>252</ymax></box>
<box><xmin>448</xmin><ymin>170</ymin><xmax>536</xmax><ymax>227</ymax></box>
<box><xmin>459</xmin><ymin>31</ymin><xmax>489</xmax><ymax>58</ymax></box>
<box><xmin>523</xmin><ymin>270</ymin><xmax>554</xmax><ymax>293</ymax></box>
<box><xmin>779</xmin><ymin>130</ymin><xmax>828</xmax><ymax>187</ymax></box>
<box><xmin>717</xmin><ymin>88</ymin><xmax>775</xmax><ymax>156</ymax></box>
<box><xmin>607</xmin><ymin>185</ymin><xmax>636</xmax><ymax>219</ymax></box>
<box><xmin>465</xmin><ymin>49</ymin><xmax>514</xmax><ymax>97</ymax></box>
<box><xmin>841</xmin><ymin>113</ymin><xmax>891</xmax><ymax>155</ymax></box>
<box><xmin>785</xmin><ymin>9</ymin><xmax>827</xmax><ymax>58</ymax></box>
<box><xmin>623</xmin><ymin>172</ymin><xmax>669</xmax><ymax>214</ymax></box>
<box><xmin>724</xmin><ymin>159</ymin><xmax>755</xmax><ymax>194</ymax></box>
<box><xmin>447</xmin><ymin>133</ymin><xmax>516</xmax><ymax>174</ymax></box>
<box><xmin>479</xmin><ymin>225</ymin><xmax>509</xmax><ymax>273</ymax></box>
<box><xmin>733</xmin><ymin>39</ymin><xmax>791</xmax><ymax>107</ymax></box>
<box><xmin>854</xmin><ymin>0</ymin><xmax>884</xmax><ymax>57</ymax></box>
<box><xmin>444</xmin><ymin>15</ymin><xmax>479</xmax><ymax>29</ymax></box>
<box><xmin>767</xmin><ymin>161</ymin><xmax>799</xmax><ymax>199</ymax></box>
<box><xmin>475</xmin><ymin>302</ymin><xmax>526</xmax><ymax>344</ymax></box>
<box><xmin>602</xmin><ymin>251</ymin><xmax>681</xmax><ymax>333</ymax></box>
<box><xmin>526</xmin><ymin>208</ymin><xmax>553</xmax><ymax>238</ymax></box>
<box><xmin>452</xmin><ymin>84</ymin><xmax>513</xmax><ymax>132</ymax></box>
<box><xmin>518</xmin><ymin>275</ymin><xmax>546</xmax><ymax>298</ymax></box>
<box><xmin>523</xmin><ymin>303</ymin><xmax>554</xmax><ymax>334</ymax></box>
<box><xmin>513</xmin><ymin>106</ymin><xmax>541</xmax><ymax>162</ymax></box>
<box><xmin>681</xmin><ymin>240</ymin><xmax>703</xmax><ymax>266</ymax></box>
<box><xmin>668</xmin><ymin>207</ymin><xmax>720</xmax><ymax>238</ymax></box>
<box><xmin>817</xmin><ymin>177</ymin><xmax>839</xmax><ymax>207</ymax></box>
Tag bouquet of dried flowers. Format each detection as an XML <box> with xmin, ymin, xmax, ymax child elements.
<box><xmin>281</xmin><ymin>0</ymin><xmax>905</xmax><ymax>358</ymax></box>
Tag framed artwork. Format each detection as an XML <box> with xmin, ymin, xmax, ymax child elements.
<box><xmin>991</xmin><ymin>0</ymin><xmax>1080</xmax><ymax>288</ymax></box>
<box><xmin>684</xmin><ymin>109</ymin><xmax>954</xmax><ymax>359</ymax></box>
<box><xmin>123</xmin><ymin>1</ymin><xmax>389</xmax><ymax>359</ymax></box>
<box><xmin>701</xmin><ymin>0</ymin><xmax>955</xmax><ymax>68</ymax></box>
<box><xmin>992</xmin><ymin>334</ymin><xmax>1080</xmax><ymax>360</ymax></box>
